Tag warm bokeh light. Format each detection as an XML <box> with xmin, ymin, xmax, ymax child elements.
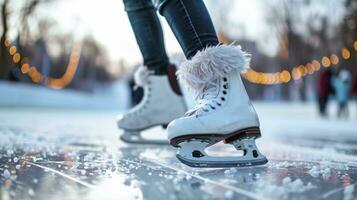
<box><xmin>9</xmin><ymin>46</ymin><xmax>17</xmax><ymax>55</ymax></box>
<box><xmin>3</xmin><ymin>34</ymin><xmax>356</xmax><ymax>88</ymax></box>
<box><xmin>330</xmin><ymin>54</ymin><xmax>339</xmax><ymax>65</ymax></box>
<box><xmin>312</xmin><ymin>60</ymin><xmax>321</xmax><ymax>71</ymax></box>
<box><xmin>4</xmin><ymin>38</ymin><xmax>11</xmax><ymax>47</ymax></box>
<box><xmin>29</xmin><ymin>67</ymin><xmax>43</xmax><ymax>84</ymax></box>
<box><xmin>21</xmin><ymin>64</ymin><xmax>30</xmax><ymax>74</ymax></box>
<box><xmin>280</xmin><ymin>70</ymin><xmax>291</xmax><ymax>83</ymax></box>
<box><xmin>13</xmin><ymin>53</ymin><xmax>21</xmax><ymax>63</ymax></box>
<box><xmin>321</xmin><ymin>56</ymin><xmax>331</xmax><ymax>68</ymax></box>
<box><xmin>298</xmin><ymin>65</ymin><xmax>307</xmax><ymax>76</ymax></box>
<box><xmin>47</xmin><ymin>44</ymin><xmax>82</xmax><ymax>89</ymax></box>
<box><xmin>292</xmin><ymin>68</ymin><xmax>302</xmax><ymax>81</ymax></box>
<box><xmin>342</xmin><ymin>48</ymin><xmax>351</xmax><ymax>59</ymax></box>
<box><xmin>306</xmin><ymin>63</ymin><xmax>314</xmax><ymax>74</ymax></box>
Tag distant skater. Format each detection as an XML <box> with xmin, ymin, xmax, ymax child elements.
<box><xmin>352</xmin><ymin>74</ymin><xmax>357</xmax><ymax>100</ymax></box>
<box><xmin>332</xmin><ymin>69</ymin><xmax>352</xmax><ymax>119</ymax></box>
<box><xmin>317</xmin><ymin>69</ymin><xmax>333</xmax><ymax>117</ymax></box>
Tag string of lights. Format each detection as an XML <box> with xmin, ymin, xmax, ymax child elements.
<box><xmin>243</xmin><ymin>43</ymin><xmax>357</xmax><ymax>85</ymax></box>
<box><xmin>4</xmin><ymin>38</ymin><xmax>82</xmax><ymax>90</ymax></box>
<box><xmin>4</xmin><ymin>38</ymin><xmax>357</xmax><ymax>89</ymax></box>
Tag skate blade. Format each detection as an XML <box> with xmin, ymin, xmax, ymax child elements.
<box><xmin>170</xmin><ymin>127</ymin><xmax>262</xmax><ymax>147</ymax></box>
<box><xmin>176</xmin><ymin>138</ymin><xmax>268</xmax><ymax>168</ymax></box>
<box><xmin>176</xmin><ymin>154</ymin><xmax>268</xmax><ymax>168</ymax></box>
<box><xmin>120</xmin><ymin>131</ymin><xmax>169</xmax><ymax>145</ymax></box>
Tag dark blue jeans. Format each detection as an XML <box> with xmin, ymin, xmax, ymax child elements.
<box><xmin>123</xmin><ymin>0</ymin><xmax>169</xmax><ymax>74</ymax></box>
<box><xmin>159</xmin><ymin>0</ymin><xmax>219</xmax><ymax>59</ymax></box>
<box><xmin>123</xmin><ymin>0</ymin><xmax>218</xmax><ymax>65</ymax></box>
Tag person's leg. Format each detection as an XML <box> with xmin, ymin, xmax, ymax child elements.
<box><xmin>158</xmin><ymin>0</ymin><xmax>219</xmax><ymax>59</ymax></box>
<box><xmin>341</xmin><ymin>101</ymin><xmax>349</xmax><ymax>118</ymax></box>
<box><xmin>156</xmin><ymin>0</ymin><xmax>267</xmax><ymax>168</ymax></box>
<box><xmin>338</xmin><ymin>102</ymin><xmax>344</xmax><ymax>118</ymax></box>
<box><xmin>318</xmin><ymin>96</ymin><xmax>325</xmax><ymax>116</ymax></box>
<box><xmin>123</xmin><ymin>0</ymin><xmax>168</xmax><ymax>74</ymax></box>
<box><xmin>322</xmin><ymin>96</ymin><xmax>328</xmax><ymax>116</ymax></box>
<box><xmin>118</xmin><ymin>0</ymin><xmax>187</xmax><ymax>145</ymax></box>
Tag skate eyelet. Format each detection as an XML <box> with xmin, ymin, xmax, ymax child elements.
<box><xmin>221</xmin><ymin>97</ymin><xmax>226</xmax><ymax>101</ymax></box>
<box><xmin>192</xmin><ymin>150</ymin><xmax>205</xmax><ymax>158</ymax></box>
<box><xmin>210</xmin><ymin>105</ymin><xmax>216</xmax><ymax>110</ymax></box>
<box><xmin>216</xmin><ymin>102</ymin><xmax>222</xmax><ymax>106</ymax></box>
<box><xmin>223</xmin><ymin>85</ymin><xmax>228</xmax><ymax>89</ymax></box>
<box><xmin>223</xmin><ymin>77</ymin><xmax>227</xmax><ymax>82</ymax></box>
<box><xmin>223</xmin><ymin>91</ymin><xmax>227</xmax><ymax>95</ymax></box>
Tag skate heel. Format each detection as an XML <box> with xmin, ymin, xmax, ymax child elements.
<box><xmin>223</xmin><ymin>127</ymin><xmax>261</xmax><ymax>144</ymax></box>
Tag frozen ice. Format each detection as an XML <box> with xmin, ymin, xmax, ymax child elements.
<box><xmin>0</xmin><ymin>103</ymin><xmax>356</xmax><ymax>200</ymax></box>
<box><xmin>282</xmin><ymin>177</ymin><xmax>292</xmax><ymax>185</ymax></box>
<box><xmin>322</xmin><ymin>168</ymin><xmax>332</xmax><ymax>178</ymax></box>
<box><xmin>343</xmin><ymin>185</ymin><xmax>355</xmax><ymax>200</ymax></box>
<box><xmin>308</xmin><ymin>166</ymin><xmax>320</xmax><ymax>178</ymax></box>
<box><xmin>28</xmin><ymin>188</ymin><xmax>35</xmax><ymax>196</ymax></box>
<box><xmin>224</xmin><ymin>190</ymin><xmax>234</xmax><ymax>199</ymax></box>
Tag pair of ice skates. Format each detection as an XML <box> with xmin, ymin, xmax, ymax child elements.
<box><xmin>117</xmin><ymin>45</ymin><xmax>268</xmax><ymax>168</ymax></box>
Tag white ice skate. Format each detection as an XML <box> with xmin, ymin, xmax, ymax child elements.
<box><xmin>118</xmin><ymin>65</ymin><xmax>187</xmax><ymax>145</ymax></box>
<box><xmin>167</xmin><ymin>45</ymin><xmax>268</xmax><ymax>167</ymax></box>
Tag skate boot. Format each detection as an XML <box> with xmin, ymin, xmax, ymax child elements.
<box><xmin>118</xmin><ymin>64</ymin><xmax>187</xmax><ymax>145</ymax></box>
<box><xmin>167</xmin><ymin>45</ymin><xmax>268</xmax><ymax>167</ymax></box>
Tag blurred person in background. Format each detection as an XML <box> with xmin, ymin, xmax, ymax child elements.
<box><xmin>332</xmin><ymin>69</ymin><xmax>352</xmax><ymax>119</ymax></box>
<box><xmin>317</xmin><ymin>69</ymin><xmax>334</xmax><ymax>117</ymax></box>
<box><xmin>353</xmin><ymin>75</ymin><xmax>357</xmax><ymax>100</ymax></box>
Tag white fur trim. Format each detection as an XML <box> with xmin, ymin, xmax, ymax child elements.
<box><xmin>134</xmin><ymin>66</ymin><xmax>151</xmax><ymax>89</ymax></box>
<box><xmin>176</xmin><ymin>44</ymin><xmax>251</xmax><ymax>92</ymax></box>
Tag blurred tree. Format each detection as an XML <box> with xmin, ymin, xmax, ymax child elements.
<box><xmin>0</xmin><ymin>0</ymin><xmax>11</xmax><ymax>80</ymax></box>
<box><xmin>0</xmin><ymin>0</ymin><xmax>55</xmax><ymax>80</ymax></box>
<box><xmin>341</xmin><ymin>0</ymin><xmax>357</xmax><ymax>75</ymax></box>
<box><xmin>265</xmin><ymin>0</ymin><xmax>343</xmax><ymax>101</ymax></box>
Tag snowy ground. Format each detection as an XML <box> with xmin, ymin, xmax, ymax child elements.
<box><xmin>0</xmin><ymin>102</ymin><xmax>356</xmax><ymax>200</ymax></box>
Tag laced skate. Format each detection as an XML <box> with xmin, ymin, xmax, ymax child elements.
<box><xmin>118</xmin><ymin>65</ymin><xmax>187</xmax><ymax>145</ymax></box>
<box><xmin>167</xmin><ymin>45</ymin><xmax>268</xmax><ymax>167</ymax></box>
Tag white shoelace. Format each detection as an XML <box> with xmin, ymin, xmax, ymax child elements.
<box><xmin>185</xmin><ymin>81</ymin><xmax>222</xmax><ymax>117</ymax></box>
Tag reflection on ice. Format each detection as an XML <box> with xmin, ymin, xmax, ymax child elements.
<box><xmin>0</xmin><ymin>107</ymin><xmax>356</xmax><ymax>200</ymax></box>
<box><xmin>86</xmin><ymin>174</ymin><xmax>143</xmax><ymax>200</ymax></box>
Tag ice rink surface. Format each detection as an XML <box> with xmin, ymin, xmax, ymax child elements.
<box><xmin>0</xmin><ymin>103</ymin><xmax>356</xmax><ymax>200</ymax></box>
